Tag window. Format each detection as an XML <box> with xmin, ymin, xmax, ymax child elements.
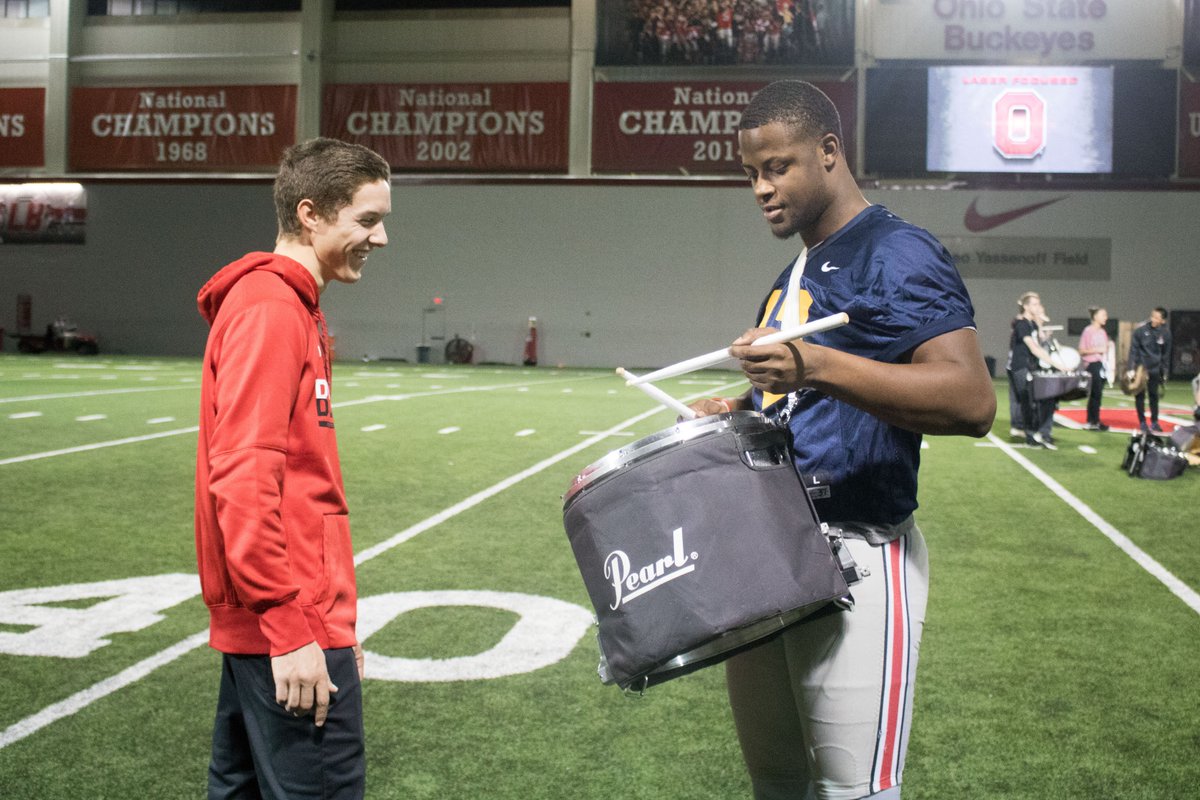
<box><xmin>2</xmin><ymin>0</ymin><xmax>51</xmax><ymax>18</ymax></box>
<box><xmin>87</xmin><ymin>0</ymin><xmax>300</xmax><ymax>14</ymax></box>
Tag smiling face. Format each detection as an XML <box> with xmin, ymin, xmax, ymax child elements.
<box><xmin>305</xmin><ymin>178</ymin><xmax>392</xmax><ymax>287</ymax></box>
<box><xmin>738</xmin><ymin>121</ymin><xmax>836</xmax><ymax>243</ymax></box>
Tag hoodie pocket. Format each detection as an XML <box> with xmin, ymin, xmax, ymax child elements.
<box><xmin>318</xmin><ymin>513</ymin><xmax>351</xmax><ymax>604</ymax></box>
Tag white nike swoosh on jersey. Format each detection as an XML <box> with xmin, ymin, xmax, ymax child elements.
<box><xmin>820</xmin><ymin>261</ymin><xmax>839</xmax><ymax>272</ymax></box>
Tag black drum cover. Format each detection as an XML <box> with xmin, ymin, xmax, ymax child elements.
<box><xmin>562</xmin><ymin>412</ymin><xmax>849</xmax><ymax>691</ymax></box>
<box><xmin>1032</xmin><ymin>370</ymin><xmax>1091</xmax><ymax>402</ymax></box>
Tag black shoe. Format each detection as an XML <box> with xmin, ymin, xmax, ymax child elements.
<box><xmin>1150</xmin><ymin>422</ymin><xmax>1163</xmax><ymax>433</ymax></box>
<box><xmin>1096</xmin><ymin>423</ymin><xmax>1109</xmax><ymax>431</ymax></box>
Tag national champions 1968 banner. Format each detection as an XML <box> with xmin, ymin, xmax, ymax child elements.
<box><xmin>69</xmin><ymin>85</ymin><xmax>296</xmax><ymax>171</ymax></box>
<box><xmin>592</xmin><ymin>80</ymin><xmax>856</xmax><ymax>175</ymax></box>
<box><xmin>322</xmin><ymin>83</ymin><xmax>569</xmax><ymax>172</ymax></box>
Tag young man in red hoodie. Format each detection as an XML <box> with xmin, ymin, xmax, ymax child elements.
<box><xmin>195</xmin><ymin>137</ymin><xmax>391</xmax><ymax>799</ymax></box>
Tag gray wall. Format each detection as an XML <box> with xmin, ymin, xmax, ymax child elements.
<box><xmin>2</xmin><ymin>181</ymin><xmax>1199</xmax><ymax>371</ymax></box>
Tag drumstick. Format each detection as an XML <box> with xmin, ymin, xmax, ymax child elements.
<box><xmin>624</xmin><ymin>312</ymin><xmax>850</xmax><ymax>386</ymax></box>
<box><xmin>615</xmin><ymin>368</ymin><xmax>698</xmax><ymax>419</ymax></box>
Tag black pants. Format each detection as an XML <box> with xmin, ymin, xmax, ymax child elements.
<box><xmin>1085</xmin><ymin>361</ymin><xmax>1105</xmax><ymax>425</ymax></box>
<box><xmin>209</xmin><ymin>647</ymin><xmax>365</xmax><ymax>800</ymax></box>
<box><xmin>1009</xmin><ymin>368</ymin><xmax>1045</xmax><ymax>434</ymax></box>
<box><xmin>1135</xmin><ymin>371</ymin><xmax>1163</xmax><ymax>426</ymax></box>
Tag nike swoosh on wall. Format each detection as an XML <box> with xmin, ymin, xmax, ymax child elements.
<box><xmin>963</xmin><ymin>196</ymin><xmax>1066</xmax><ymax>232</ymax></box>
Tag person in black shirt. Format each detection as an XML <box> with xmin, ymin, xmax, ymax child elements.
<box><xmin>1128</xmin><ymin>307</ymin><xmax>1172</xmax><ymax>432</ymax></box>
<box><xmin>1008</xmin><ymin>292</ymin><xmax>1057</xmax><ymax>448</ymax></box>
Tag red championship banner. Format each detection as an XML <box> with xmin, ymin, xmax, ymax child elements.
<box><xmin>69</xmin><ymin>85</ymin><xmax>296</xmax><ymax>171</ymax></box>
<box><xmin>322</xmin><ymin>83</ymin><xmax>569</xmax><ymax>172</ymax></box>
<box><xmin>592</xmin><ymin>80</ymin><xmax>856</xmax><ymax>175</ymax></box>
<box><xmin>0</xmin><ymin>88</ymin><xmax>45</xmax><ymax>168</ymax></box>
<box><xmin>1180</xmin><ymin>80</ymin><xmax>1200</xmax><ymax>179</ymax></box>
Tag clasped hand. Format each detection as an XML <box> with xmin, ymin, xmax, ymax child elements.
<box><xmin>730</xmin><ymin>327</ymin><xmax>808</xmax><ymax>395</ymax></box>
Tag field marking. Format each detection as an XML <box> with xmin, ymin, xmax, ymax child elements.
<box><xmin>986</xmin><ymin>432</ymin><xmax>1200</xmax><ymax>616</ymax></box>
<box><xmin>0</xmin><ymin>632</ymin><xmax>209</xmax><ymax>750</ymax></box>
<box><xmin>0</xmin><ymin>386</ymin><xmax>193</xmax><ymax>404</ymax></box>
<box><xmin>0</xmin><ymin>428</ymin><xmax>201</xmax><ymax>467</ymax></box>
<box><xmin>7</xmin><ymin>412</ymin><xmax>42</xmax><ymax>419</ymax></box>
<box><xmin>0</xmin><ymin>376</ymin><xmax>599</xmax><ymax>467</ymax></box>
<box><xmin>0</xmin><ymin>379</ymin><xmax>744</xmax><ymax>749</ymax></box>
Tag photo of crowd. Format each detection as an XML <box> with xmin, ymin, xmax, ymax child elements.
<box><xmin>596</xmin><ymin>0</ymin><xmax>854</xmax><ymax>67</ymax></box>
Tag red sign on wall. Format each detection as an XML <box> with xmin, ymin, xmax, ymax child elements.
<box><xmin>69</xmin><ymin>85</ymin><xmax>296</xmax><ymax>171</ymax></box>
<box><xmin>592</xmin><ymin>81</ymin><xmax>857</xmax><ymax>175</ymax></box>
<box><xmin>0</xmin><ymin>88</ymin><xmax>45</xmax><ymax>168</ymax></box>
<box><xmin>1180</xmin><ymin>79</ymin><xmax>1200</xmax><ymax>179</ymax></box>
<box><xmin>323</xmin><ymin>83</ymin><xmax>569</xmax><ymax>172</ymax></box>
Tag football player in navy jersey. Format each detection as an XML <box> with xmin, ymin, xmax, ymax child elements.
<box><xmin>689</xmin><ymin>80</ymin><xmax>995</xmax><ymax>800</ymax></box>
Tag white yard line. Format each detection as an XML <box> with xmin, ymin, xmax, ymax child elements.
<box><xmin>0</xmin><ymin>376</ymin><xmax>603</xmax><ymax>467</ymax></box>
<box><xmin>0</xmin><ymin>428</ymin><xmax>201</xmax><ymax>466</ymax></box>
<box><xmin>986</xmin><ymin>432</ymin><xmax>1200</xmax><ymax>616</ymax></box>
<box><xmin>0</xmin><ymin>386</ymin><xmax>193</xmax><ymax>404</ymax></box>
<box><xmin>0</xmin><ymin>379</ymin><xmax>743</xmax><ymax>749</ymax></box>
<box><xmin>0</xmin><ymin>632</ymin><xmax>210</xmax><ymax>749</ymax></box>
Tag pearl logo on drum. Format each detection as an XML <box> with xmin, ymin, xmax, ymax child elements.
<box><xmin>603</xmin><ymin>527</ymin><xmax>698</xmax><ymax>610</ymax></box>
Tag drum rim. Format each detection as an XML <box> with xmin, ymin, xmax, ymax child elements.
<box><xmin>562</xmin><ymin>410</ymin><xmax>775</xmax><ymax>508</ymax></box>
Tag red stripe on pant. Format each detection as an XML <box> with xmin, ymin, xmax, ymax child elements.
<box><xmin>875</xmin><ymin>536</ymin><xmax>908</xmax><ymax>792</ymax></box>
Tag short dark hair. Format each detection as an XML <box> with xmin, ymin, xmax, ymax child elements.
<box><xmin>738</xmin><ymin>80</ymin><xmax>842</xmax><ymax>143</ymax></box>
<box><xmin>1154</xmin><ymin>306</ymin><xmax>1168</xmax><ymax>318</ymax></box>
<box><xmin>274</xmin><ymin>138</ymin><xmax>391</xmax><ymax>238</ymax></box>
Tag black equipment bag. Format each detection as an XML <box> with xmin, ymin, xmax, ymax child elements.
<box><xmin>1123</xmin><ymin>430</ymin><xmax>1188</xmax><ymax>480</ymax></box>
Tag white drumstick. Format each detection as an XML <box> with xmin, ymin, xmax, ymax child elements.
<box><xmin>625</xmin><ymin>312</ymin><xmax>850</xmax><ymax>386</ymax></box>
<box><xmin>615</xmin><ymin>368</ymin><xmax>697</xmax><ymax>419</ymax></box>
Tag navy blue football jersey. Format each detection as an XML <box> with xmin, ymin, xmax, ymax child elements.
<box><xmin>753</xmin><ymin>205</ymin><xmax>976</xmax><ymax>526</ymax></box>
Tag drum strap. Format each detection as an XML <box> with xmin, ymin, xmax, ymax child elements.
<box><xmin>769</xmin><ymin>247</ymin><xmax>810</xmax><ymax>427</ymax></box>
<box><xmin>781</xmin><ymin>247</ymin><xmax>808</xmax><ymax>331</ymax></box>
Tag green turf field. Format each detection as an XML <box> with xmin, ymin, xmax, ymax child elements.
<box><xmin>1</xmin><ymin>353</ymin><xmax>1197</xmax><ymax>799</ymax></box>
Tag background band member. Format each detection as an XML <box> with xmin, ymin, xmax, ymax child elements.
<box><xmin>1128</xmin><ymin>307</ymin><xmax>1172</xmax><ymax>433</ymax></box>
<box><xmin>1008</xmin><ymin>292</ymin><xmax>1057</xmax><ymax>449</ymax></box>
<box><xmin>1078</xmin><ymin>306</ymin><xmax>1110</xmax><ymax>430</ymax></box>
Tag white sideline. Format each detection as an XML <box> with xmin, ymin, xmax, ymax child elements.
<box><xmin>986</xmin><ymin>432</ymin><xmax>1200</xmax><ymax>616</ymax></box>
<box><xmin>0</xmin><ymin>380</ymin><xmax>744</xmax><ymax>750</ymax></box>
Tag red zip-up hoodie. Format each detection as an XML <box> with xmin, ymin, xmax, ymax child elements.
<box><xmin>195</xmin><ymin>252</ymin><xmax>357</xmax><ymax>657</ymax></box>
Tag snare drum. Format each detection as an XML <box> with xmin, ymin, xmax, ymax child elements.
<box><xmin>562</xmin><ymin>411</ymin><xmax>849</xmax><ymax>691</ymax></box>
<box><xmin>1032</xmin><ymin>370</ymin><xmax>1091</xmax><ymax>401</ymax></box>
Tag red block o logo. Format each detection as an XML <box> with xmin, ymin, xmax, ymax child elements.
<box><xmin>993</xmin><ymin>90</ymin><xmax>1046</xmax><ymax>159</ymax></box>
